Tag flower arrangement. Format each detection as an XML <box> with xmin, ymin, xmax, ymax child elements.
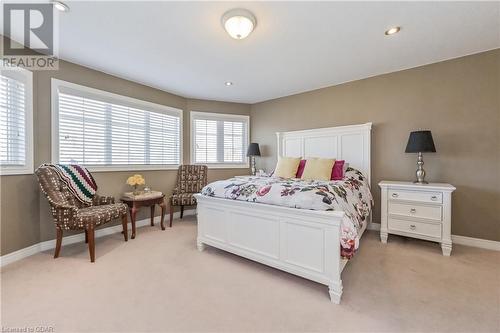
<box><xmin>126</xmin><ymin>174</ymin><xmax>145</xmax><ymax>195</ymax></box>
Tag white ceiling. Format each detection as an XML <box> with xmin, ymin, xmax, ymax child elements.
<box><xmin>5</xmin><ymin>1</ymin><xmax>500</xmax><ymax>103</ymax></box>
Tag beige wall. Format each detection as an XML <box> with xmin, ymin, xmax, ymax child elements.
<box><xmin>0</xmin><ymin>176</ymin><xmax>40</xmax><ymax>254</ymax></box>
<box><xmin>1</xmin><ymin>59</ymin><xmax>250</xmax><ymax>254</ymax></box>
<box><xmin>251</xmin><ymin>49</ymin><xmax>500</xmax><ymax>241</ymax></box>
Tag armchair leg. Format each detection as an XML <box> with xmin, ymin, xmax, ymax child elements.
<box><xmin>180</xmin><ymin>205</ymin><xmax>184</xmax><ymax>219</ymax></box>
<box><xmin>85</xmin><ymin>230</ymin><xmax>88</xmax><ymax>243</ymax></box>
<box><xmin>169</xmin><ymin>203</ymin><xmax>174</xmax><ymax>228</ymax></box>
<box><xmin>87</xmin><ymin>227</ymin><xmax>95</xmax><ymax>263</ymax></box>
<box><xmin>121</xmin><ymin>214</ymin><xmax>128</xmax><ymax>242</ymax></box>
<box><xmin>54</xmin><ymin>228</ymin><xmax>63</xmax><ymax>259</ymax></box>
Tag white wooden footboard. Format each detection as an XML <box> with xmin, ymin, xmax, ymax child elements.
<box><xmin>194</xmin><ymin>194</ymin><xmax>347</xmax><ymax>304</ymax></box>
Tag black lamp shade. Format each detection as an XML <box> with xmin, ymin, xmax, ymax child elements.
<box><xmin>246</xmin><ymin>143</ymin><xmax>261</xmax><ymax>157</ymax></box>
<box><xmin>405</xmin><ymin>130</ymin><xmax>436</xmax><ymax>153</ymax></box>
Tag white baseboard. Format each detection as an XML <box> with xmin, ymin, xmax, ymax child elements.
<box><xmin>451</xmin><ymin>235</ymin><xmax>500</xmax><ymax>251</ymax></box>
<box><xmin>1</xmin><ymin>209</ymin><xmax>195</xmax><ymax>268</ymax></box>
<box><xmin>367</xmin><ymin>221</ymin><xmax>500</xmax><ymax>251</ymax></box>
<box><xmin>0</xmin><ymin>243</ymin><xmax>41</xmax><ymax>268</ymax></box>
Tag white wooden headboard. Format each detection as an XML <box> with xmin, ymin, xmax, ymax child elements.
<box><xmin>276</xmin><ymin>122</ymin><xmax>372</xmax><ymax>183</ymax></box>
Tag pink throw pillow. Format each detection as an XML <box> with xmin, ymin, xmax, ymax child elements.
<box><xmin>295</xmin><ymin>159</ymin><xmax>306</xmax><ymax>178</ymax></box>
<box><xmin>331</xmin><ymin>160</ymin><xmax>345</xmax><ymax>180</ymax></box>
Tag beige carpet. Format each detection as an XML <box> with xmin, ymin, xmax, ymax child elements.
<box><xmin>1</xmin><ymin>216</ymin><xmax>499</xmax><ymax>332</ymax></box>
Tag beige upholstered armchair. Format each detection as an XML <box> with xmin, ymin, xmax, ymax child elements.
<box><xmin>35</xmin><ymin>165</ymin><xmax>128</xmax><ymax>262</ymax></box>
<box><xmin>169</xmin><ymin>165</ymin><xmax>208</xmax><ymax>226</ymax></box>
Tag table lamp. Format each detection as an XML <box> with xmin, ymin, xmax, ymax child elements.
<box><xmin>246</xmin><ymin>143</ymin><xmax>261</xmax><ymax>176</ymax></box>
<box><xmin>405</xmin><ymin>130</ymin><xmax>436</xmax><ymax>184</ymax></box>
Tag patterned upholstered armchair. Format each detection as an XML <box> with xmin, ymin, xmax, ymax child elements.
<box><xmin>169</xmin><ymin>165</ymin><xmax>208</xmax><ymax>226</ymax></box>
<box><xmin>35</xmin><ymin>165</ymin><xmax>128</xmax><ymax>262</ymax></box>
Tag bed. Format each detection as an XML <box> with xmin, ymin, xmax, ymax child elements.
<box><xmin>194</xmin><ymin>122</ymin><xmax>372</xmax><ymax>303</ymax></box>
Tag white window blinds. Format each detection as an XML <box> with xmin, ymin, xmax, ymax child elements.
<box><xmin>191</xmin><ymin>111</ymin><xmax>249</xmax><ymax>166</ymax></box>
<box><xmin>0</xmin><ymin>69</ymin><xmax>33</xmax><ymax>175</ymax></box>
<box><xmin>53</xmin><ymin>80</ymin><xmax>182</xmax><ymax>170</ymax></box>
<box><xmin>0</xmin><ymin>75</ymin><xmax>25</xmax><ymax>166</ymax></box>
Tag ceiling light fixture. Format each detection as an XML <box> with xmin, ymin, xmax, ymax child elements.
<box><xmin>53</xmin><ymin>1</ymin><xmax>70</xmax><ymax>12</ymax></box>
<box><xmin>222</xmin><ymin>9</ymin><xmax>256</xmax><ymax>40</ymax></box>
<box><xmin>225</xmin><ymin>81</ymin><xmax>233</xmax><ymax>86</ymax></box>
<box><xmin>385</xmin><ymin>26</ymin><xmax>401</xmax><ymax>36</ymax></box>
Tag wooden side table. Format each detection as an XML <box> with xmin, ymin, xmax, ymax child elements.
<box><xmin>121</xmin><ymin>194</ymin><xmax>167</xmax><ymax>239</ymax></box>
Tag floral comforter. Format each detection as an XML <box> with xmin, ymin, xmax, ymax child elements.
<box><xmin>201</xmin><ymin>168</ymin><xmax>373</xmax><ymax>258</ymax></box>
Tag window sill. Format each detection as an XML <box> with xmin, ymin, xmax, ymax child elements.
<box><xmin>48</xmin><ymin>164</ymin><xmax>250</xmax><ymax>172</ymax></box>
<box><xmin>82</xmin><ymin>165</ymin><xmax>180</xmax><ymax>173</ymax></box>
<box><xmin>195</xmin><ymin>164</ymin><xmax>250</xmax><ymax>169</ymax></box>
<box><xmin>0</xmin><ymin>166</ymin><xmax>34</xmax><ymax>176</ymax></box>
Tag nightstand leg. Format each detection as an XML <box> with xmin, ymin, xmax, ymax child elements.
<box><xmin>380</xmin><ymin>232</ymin><xmax>388</xmax><ymax>244</ymax></box>
<box><xmin>441</xmin><ymin>242</ymin><xmax>452</xmax><ymax>256</ymax></box>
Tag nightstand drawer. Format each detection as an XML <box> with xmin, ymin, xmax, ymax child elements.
<box><xmin>389</xmin><ymin>189</ymin><xmax>442</xmax><ymax>204</ymax></box>
<box><xmin>388</xmin><ymin>218</ymin><xmax>442</xmax><ymax>238</ymax></box>
<box><xmin>388</xmin><ymin>202</ymin><xmax>442</xmax><ymax>221</ymax></box>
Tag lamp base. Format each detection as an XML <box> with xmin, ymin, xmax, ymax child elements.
<box><xmin>250</xmin><ymin>156</ymin><xmax>256</xmax><ymax>176</ymax></box>
<box><xmin>414</xmin><ymin>152</ymin><xmax>428</xmax><ymax>184</ymax></box>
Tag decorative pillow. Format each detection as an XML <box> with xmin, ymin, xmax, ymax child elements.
<box><xmin>301</xmin><ymin>158</ymin><xmax>336</xmax><ymax>181</ymax></box>
<box><xmin>331</xmin><ymin>160</ymin><xmax>345</xmax><ymax>180</ymax></box>
<box><xmin>295</xmin><ymin>159</ymin><xmax>306</xmax><ymax>178</ymax></box>
<box><xmin>274</xmin><ymin>157</ymin><xmax>302</xmax><ymax>178</ymax></box>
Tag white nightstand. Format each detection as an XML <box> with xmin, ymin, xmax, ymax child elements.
<box><xmin>379</xmin><ymin>181</ymin><xmax>456</xmax><ymax>256</ymax></box>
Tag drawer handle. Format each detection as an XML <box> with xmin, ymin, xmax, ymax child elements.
<box><xmin>431</xmin><ymin>196</ymin><xmax>438</xmax><ymax>201</ymax></box>
<box><xmin>409</xmin><ymin>224</ymin><xmax>416</xmax><ymax>230</ymax></box>
<box><xmin>391</xmin><ymin>193</ymin><xmax>399</xmax><ymax>198</ymax></box>
<box><xmin>410</xmin><ymin>208</ymin><xmax>417</xmax><ymax>214</ymax></box>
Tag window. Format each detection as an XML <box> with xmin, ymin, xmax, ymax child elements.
<box><xmin>190</xmin><ymin>111</ymin><xmax>249</xmax><ymax>168</ymax></box>
<box><xmin>0</xmin><ymin>68</ymin><xmax>33</xmax><ymax>175</ymax></box>
<box><xmin>52</xmin><ymin>79</ymin><xmax>182</xmax><ymax>171</ymax></box>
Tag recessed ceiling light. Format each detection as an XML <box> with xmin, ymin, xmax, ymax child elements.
<box><xmin>53</xmin><ymin>1</ymin><xmax>70</xmax><ymax>12</ymax></box>
<box><xmin>385</xmin><ymin>26</ymin><xmax>401</xmax><ymax>36</ymax></box>
<box><xmin>225</xmin><ymin>81</ymin><xmax>233</xmax><ymax>86</ymax></box>
<box><xmin>222</xmin><ymin>9</ymin><xmax>256</xmax><ymax>40</ymax></box>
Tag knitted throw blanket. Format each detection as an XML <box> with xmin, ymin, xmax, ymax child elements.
<box><xmin>48</xmin><ymin>164</ymin><xmax>98</xmax><ymax>204</ymax></box>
